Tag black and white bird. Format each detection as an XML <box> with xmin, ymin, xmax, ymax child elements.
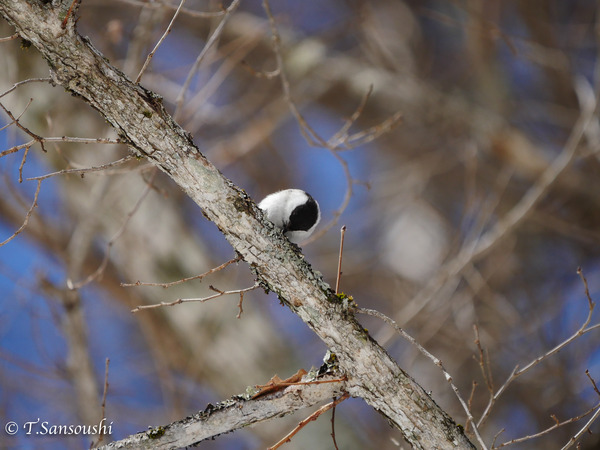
<box><xmin>258</xmin><ymin>189</ymin><xmax>320</xmax><ymax>244</ymax></box>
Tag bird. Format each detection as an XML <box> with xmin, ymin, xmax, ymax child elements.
<box><xmin>258</xmin><ymin>189</ymin><xmax>321</xmax><ymax>244</ymax></box>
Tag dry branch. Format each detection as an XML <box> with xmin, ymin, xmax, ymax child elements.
<box><xmin>98</xmin><ymin>375</ymin><xmax>348</xmax><ymax>450</ymax></box>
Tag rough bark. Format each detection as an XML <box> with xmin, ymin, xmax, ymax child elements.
<box><xmin>0</xmin><ymin>1</ymin><xmax>475</xmax><ymax>448</ymax></box>
<box><xmin>98</xmin><ymin>375</ymin><xmax>347</xmax><ymax>449</ymax></box>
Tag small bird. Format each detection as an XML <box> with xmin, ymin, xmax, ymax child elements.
<box><xmin>258</xmin><ymin>189</ymin><xmax>321</xmax><ymax>244</ymax></box>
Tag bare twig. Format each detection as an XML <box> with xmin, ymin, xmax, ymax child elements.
<box><xmin>474</xmin><ymin>324</ymin><xmax>494</xmax><ymax>393</ymax></box>
<box><xmin>477</xmin><ymin>267</ymin><xmax>598</xmax><ymax>428</ymax></box>
<box><xmin>113</xmin><ymin>0</ymin><xmax>227</xmax><ymax>19</ymax></box>
<box><xmin>494</xmin><ymin>402</ymin><xmax>600</xmax><ymax>448</ymax></box>
<box><xmin>0</xmin><ymin>97</ymin><xmax>32</xmax><ymax>131</ymax></box>
<box><xmin>262</xmin><ymin>0</ymin><xmax>399</xmax><ymax>243</ymax></box>
<box><xmin>0</xmin><ymin>179</ymin><xmax>41</xmax><ymax>247</ymax></box>
<box><xmin>101</xmin><ymin>358</ymin><xmax>110</xmax><ymax>420</ymax></box>
<box><xmin>327</xmin><ymin>85</ymin><xmax>402</xmax><ymax>150</ymax></box>
<box><xmin>267</xmin><ymin>393</ymin><xmax>350</xmax><ymax>450</ymax></box>
<box><xmin>262</xmin><ymin>0</ymin><xmax>326</xmax><ymax>147</ymax></box>
<box><xmin>341</xmin><ymin>111</ymin><xmax>403</xmax><ymax>148</ymax></box>
<box><xmin>94</xmin><ymin>358</ymin><xmax>111</xmax><ymax>446</ymax></box>
<box><xmin>254</xmin><ymin>376</ymin><xmax>348</xmax><ymax>394</ymax></box>
<box><xmin>1</xmin><ymin>136</ymin><xmax>120</xmax><ymax>152</ymax></box>
<box><xmin>561</xmin><ymin>405</ymin><xmax>600</xmax><ymax>450</ymax></box>
<box><xmin>357</xmin><ymin>307</ymin><xmax>488</xmax><ymax>450</ymax></box>
<box><xmin>183</xmin><ymin>32</ymin><xmax>266</xmax><ymax>128</ymax></box>
<box><xmin>397</xmin><ymin>75</ymin><xmax>600</xmax><ymax>326</ymax></box>
<box><xmin>0</xmin><ymin>142</ymin><xmax>28</xmax><ymax>158</ymax></box>
<box><xmin>577</xmin><ymin>266</ymin><xmax>595</xmax><ymax>310</ymax></box>
<box><xmin>464</xmin><ymin>381</ymin><xmax>478</xmax><ymax>434</ymax></box>
<box><xmin>131</xmin><ymin>283</ymin><xmax>260</xmax><ymax>313</ymax></box>
<box><xmin>335</xmin><ymin>225</ymin><xmax>346</xmax><ymax>294</ymax></box>
<box><xmin>492</xmin><ymin>429</ymin><xmax>505</xmax><ymax>448</ymax></box>
<box><xmin>17</xmin><ymin>139</ymin><xmax>30</xmax><ymax>183</ymax></box>
<box><xmin>0</xmin><ymin>32</ymin><xmax>18</xmax><ymax>42</ymax></box>
<box><xmin>122</xmin><ymin>256</ymin><xmax>241</xmax><ymax>288</ymax></box>
<box><xmin>236</xmin><ymin>289</ymin><xmax>245</xmax><ymax>318</ymax></box>
<box><xmin>1</xmin><ymin>98</ymin><xmax>35</xmax><ymax>182</ymax></box>
<box><xmin>560</xmin><ymin>368</ymin><xmax>600</xmax><ymax>449</ymax></box>
<box><xmin>174</xmin><ymin>0</ymin><xmax>241</xmax><ymax>120</ymax></box>
<box><xmin>328</xmin><ymin>85</ymin><xmax>374</xmax><ymax>148</ymax></box>
<box><xmin>262</xmin><ymin>4</ymin><xmax>402</xmax><ymax>152</ymax></box>
<box><xmin>67</xmin><ymin>170</ymin><xmax>157</xmax><ymax>290</ymax></box>
<box><xmin>330</xmin><ymin>395</ymin><xmax>340</xmax><ymax>450</ymax></box>
<box><xmin>60</xmin><ymin>0</ymin><xmax>79</xmax><ymax>28</ymax></box>
<box><xmin>586</xmin><ymin>370</ymin><xmax>600</xmax><ymax>396</ymax></box>
<box><xmin>305</xmin><ymin>152</ymin><xmax>355</xmax><ymax>244</ymax></box>
<box><xmin>135</xmin><ymin>0</ymin><xmax>187</xmax><ymax>83</ymax></box>
<box><xmin>26</xmin><ymin>155</ymin><xmax>135</xmax><ymax>181</ymax></box>
<box><xmin>0</xmin><ymin>99</ymin><xmax>47</xmax><ymax>152</ymax></box>
<box><xmin>240</xmin><ymin>59</ymin><xmax>280</xmax><ymax>79</ymax></box>
<box><xmin>39</xmin><ymin>136</ymin><xmax>121</xmax><ymax>145</ymax></box>
<box><xmin>0</xmin><ymin>77</ymin><xmax>53</xmax><ymax>98</ymax></box>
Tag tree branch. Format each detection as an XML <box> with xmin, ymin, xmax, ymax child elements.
<box><xmin>98</xmin><ymin>375</ymin><xmax>348</xmax><ymax>449</ymax></box>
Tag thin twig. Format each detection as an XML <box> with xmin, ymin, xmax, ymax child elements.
<box><xmin>342</xmin><ymin>111</ymin><xmax>403</xmax><ymax>148</ymax></box>
<box><xmin>464</xmin><ymin>381</ymin><xmax>478</xmax><ymax>434</ymax></box>
<box><xmin>0</xmin><ymin>137</ymin><xmax>120</xmax><ymax>154</ymax></box>
<box><xmin>477</xmin><ymin>267</ymin><xmax>598</xmax><ymax>428</ymax></box>
<box><xmin>135</xmin><ymin>0</ymin><xmax>187</xmax><ymax>83</ymax></box>
<box><xmin>67</xmin><ymin>170</ymin><xmax>157</xmax><ymax>290</ymax></box>
<box><xmin>327</xmin><ymin>85</ymin><xmax>402</xmax><ymax>150</ymax></box>
<box><xmin>577</xmin><ymin>266</ymin><xmax>595</xmax><ymax>310</ymax></box>
<box><xmin>262</xmin><ymin>1</ymin><xmax>399</xmax><ymax>243</ymax></box>
<box><xmin>26</xmin><ymin>155</ymin><xmax>135</xmax><ymax>181</ymax></box>
<box><xmin>0</xmin><ymin>142</ymin><xmax>28</xmax><ymax>158</ymax></box>
<box><xmin>0</xmin><ymin>179</ymin><xmax>41</xmax><ymax>247</ymax></box>
<box><xmin>397</xmin><ymin>74</ymin><xmax>600</xmax><ymax>328</ymax></box>
<box><xmin>357</xmin><ymin>307</ymin><xmax>488</xmax><ymax>450</ymax></box>
<box><xmin>0</xmin><ymin>33</ymin><xmax>18</xmax><ymax>43</ymax></box>
<box><xmin>121</xmin><ymin>255</ymin><xmax>241</xmax><ymax>288</ymax></box>
<box><xmin>331</xmin><ymin>396</ymin><xmax>340</xmax><ymax>450</ymax></box>
<box><xmin>61</xmin><ymin>0</ymin><xmax>80</xmax><ymax>29</ymax></box>
<box><xmin>474</xmin><ymin>324</ymin><xmax>494</xmax><ymax>393</ymax></box>
<box><xmin>328</xmin><ymin>85</ymin><xmax>374</xmax><ymax>148</ymax></box>
<box><xmin>40</xmin><ymin>136</ymin><xmax>121</xmax><ymax>145</ymax></box>
<box><xmin>95</xmin><ymin>358</ymin><xmax>111</xmax><ymax>446</ymax></box>
<box><xmin>0</xmin><ymin>99</ymin><xmax>47</xmax><ymax>152</ymax></box>
<box><xmin>0</xmin><ymin>77</ymin><xmax>53</xmax><ymax>99</ymax></box>
<box><xmin>493</xmin><ymin>402</ymin><xmax>600</xmax><ymax>449</ymax></box>
<box><xmin>586</xmin><ymin>370</ymin><xmax>600</xmax><ymax>396</ymax></box>
<box><xmin>256</xmin><ymin>377</ymin><xmax>347</xmax><ymax>391</ymax></box>
<box><xmin>240</xmin><ymin>60</ymin><xmax>280</xmax><ymax>79</ymax></box>
<box><xmin>267</xmin><ymin>393</ymin><xmax>349</xmax><ymax>450</ymax></box>
<box><xmin>131</xmin><ymin>283</ymin><xmax>260</xmax><ymax>313</ymax></box>
<box><xmin>236</xmin><ymin>289</ymin><xmax>245</xmax><ymax>318</ymax></box>
<box><xmin>1</xmin><ymin>98</ymin><xmax>35</xmax><ymax>181</ymax></box>
<box><xmin>561</xmin><ymin>405</ymin><xmax>600</xmax><ymax>450</ymax></box>
<box><xmin>174</xmin><ymin>0</ymin><xmax>241</xmax><ymax>121</ymax></box>
<box><xmin>263</xmin><ymin>4</ymin><xmax>402</xmax><ymax>152</ymax></box>
<box><xmin>492</xmin><ymin>429</ymin><xmax>505</xmax><ymax>448</ymax></box>
<box><xmin>18</xmin><ymin>144</ymin><xmax>30</xmax><ymax>183</ymax></box>
<box><xmin>114</xmin><ymin>0</ymin><xmax>227</xmax><ymax>19</ymax></box>
<box><xmin>335</xmin><ymin>225</ymin><xmax>346</xmax><ymax>294</ymax></box>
